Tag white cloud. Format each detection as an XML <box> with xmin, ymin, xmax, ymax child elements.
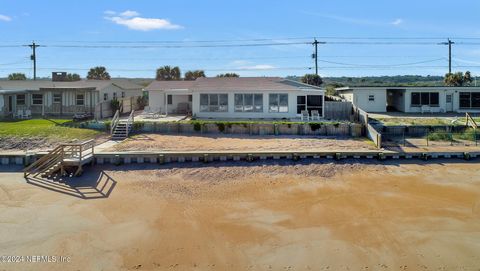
<box><xmin>0</xmin><ymin>14</ymin><xmax>12</xmax><ymax>22</ymax></box>
<box><xmin>391</xmin><ymin>18</ymin><xmax>404</xmax><ymax>26</ymax></box>
<box><xmin>104</xmin><ymin>10</ymin><xmax>182</xmax><ymax>31</ymax></box>
<box><xmin>239</xmin><ymin>64</ymin><xmax>275</xmax><ymax>70</ymax></box>
<box><xmin>119</xmin><ymin>10</ymin><xmax>140</xmax><ymax>18</ymax></box>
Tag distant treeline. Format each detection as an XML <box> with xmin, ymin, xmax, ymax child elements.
<box><xmin>288</xmin><ymin>75</ymin><xmax>446</xmax><ymax>87</ymax></box>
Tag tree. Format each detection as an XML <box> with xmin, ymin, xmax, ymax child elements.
<box><xmin>216</xmin><ymin>73</ymin><xmax>239</xmax><ymax>78</ymax></box>
<box><xmin>156</xmin><ymin>66</ymin><xmax>181</xmax><ymax>81</ymax></box>
<box><xmin>87</xmin><ymin>66</ymin><xmax>111</xmax><ymax>80</ymax></box>
<box><xmin>444</xmin><ymin>71</ymin><xmax>472</xmax><ymax>86</ymax></box>
<box><xmin>8</xmin><ymin>73</ymin><xmax>27</xmax><ymax>80</ymax></box>
<box><xmin>184</xmin><ymin>70</ymin><xmax>206</xmax><ymax>81</ymax></box>
<box><xmin>301</xmin><ymin>74</ymin><xmax>323</xmax><ymax>86</ymax></box>
<box><xmin>66</xmin><ymin>73</ymin><xmax>81</xmax><ymax>81</ymax></box>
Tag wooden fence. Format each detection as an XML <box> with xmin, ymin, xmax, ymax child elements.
<box><xmin>95</xmin><ymin>96</ymin><xmax>141</xmax><ymax>119</ymax></box>
<box><xmin>324</xmin><ymin>101</ymin><xmax>352</xmax><ymax>120</ymax></box>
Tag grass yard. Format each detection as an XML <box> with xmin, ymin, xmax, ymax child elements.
<box><xmin>373</xmin><ymin>117</ymin><xmax>455</xmax><ymax>126</ymax></box>
<box><xmin>0</xmin><ymin>119</ymin><xmax>101</xmax><ymax>140</ymax></box>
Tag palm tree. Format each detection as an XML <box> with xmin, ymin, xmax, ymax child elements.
<box><xmin>301</xmin><ymin>74</ymin><xmax>323</xmax><ymax>86</ymax></box>
<box><xmin>184</xmin><ymin>70</ymin><xmax>206</xmax><ymax>80</ymax></box>
<box><xmin>8</xmin><ymin>73</ymin><xmax>27</xmax><ymax>80</ymax></box>
<box><xmin>156</xmin><ymin>66</ymin><xmax>181</xmax><ymax>81</ymax></box>
<box><xmin>216</xmin><ymin>73</ymin><xmax>239</xmax><ymax>78</ymax></box>
<box><xmin>66</xmin><ymin>73</ymin><xmax>81</xmax><ymax>81</ymax></box>
<box><xmin>87</xmin><ymin>66</ymin><xmax>111</xmax><ymax>80</ymax></box>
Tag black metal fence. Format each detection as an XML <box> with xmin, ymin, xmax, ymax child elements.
<box><xmin>382</xmin><ymin>129</ymin><xmax>479</xmax><ymax>147</ymax></box>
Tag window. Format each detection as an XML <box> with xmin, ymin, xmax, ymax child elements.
<box><xmin>368</xmin><ymin>95</ymin><xmax>375</xmax><ymax>101</ymax></box>
<box><xmin>269</xmin><ymin>94</ymin><xmax>288</xmax><ymax>113</ymax></box>
<box><xmin>113</xmin><ymin>92</ymin><xmax>117</xmax><ymax>99</ymax></box>
<box><xmin>167</xmin><ymin>95</ymin><xmax>173</xmax><ymax>105</ymax></box>
<box><xmin>16</xmin><ymin>94</ymin><xmax>25</xmax><ymax>105</ymax></box>
<box><xmin>53</xmin><ymin>93</ymin><xmax>61</xmax><ymax>104</ymax></box>
<box><xmin>76</xmin><ymin>94</ymin><xmax>85</xmax><ymax>105</ymax></box>
<box><xmin>188</xmin><ymin>95</ymin><xmax>192</xmax><ymax>102</ymax></box>
<box><xmin>32</xmin><ymin>94</ymin><xmax>43</xmax><ymax>105</ymax></box>
<box><xmin>297</xmin><ymin>96</ymin><xmax>306</xmax><ymax>114</ymax></box>
<box><xmin>199</xmin><ymin>94</ymin><xmax>228</xmax><ymax>112</ymax></box>
<box><xmin>234</xmin><ymin>93</ymin><xmax>263</xmax><ymax>112</ymax></box>
<box><xmin>459</xmin><ymin>92</ymin><xmax>480</xmax><ymax>108</ymax></box>
<box><xmin>411</xmin><ymin>92</ymin><xmax>439</xmax><ymax>106</ymax></box>
<box><xmin>121</xmin><ymin>92</ymin><xmax>125</xmax><ymax>98</ymax></box>
<box><xmin>104</xmin><ymin>93</ymin><xmax>108</xmax><ymax>101</ymax></box>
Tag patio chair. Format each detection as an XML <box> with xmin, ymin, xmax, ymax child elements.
<box><xmin>24</xmin><ymin>109</ymin><xmax>32</xmax><ymax>119</ymax></box>
<box><xmin>301</xmin><ymin>110</ymin><xmax>309</xmax><ymax>121</ymax></box>
<box><xmin>421</xmin><ymin>105</ymin><xmax>431</xmax><ymax>114</ymax></box>
<box><xmin>16</xmin><ymin>109</ymin><xmax>24</xmax><ymax>119</ymax></box>
<box><xmin>311</xmin><ymin>110</ymin><xmax>320</xmax><ymax>121</ymax></box>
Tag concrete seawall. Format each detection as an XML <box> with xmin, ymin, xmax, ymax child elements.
<box><xmin>1</xmin><ymin>150</ymin><xmax>479</xmax><ymax>167</ymax></box>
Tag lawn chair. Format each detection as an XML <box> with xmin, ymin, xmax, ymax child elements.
<box><xmin>301</xmin><ymin>110</ymin><xmax>309</xmax><ymax>121</ymax></box>
<box><xmin>311</xmin><ymin>110</ymin><xmax>320</xmax><ymax>121</ymax></box>
<box><xmin>16</xmin><ymin>109</ymin><xmax>24</xmax><ymax>119</ymax></box>
<box><xmin>421</xmin><ymin>105</ymin><xmax>431</xmax><ymax>114</ymax></box>
<box><xmin>24</xmin><ymin>109</ymin><xmax>32</xmax><ymax>119</ymax></box>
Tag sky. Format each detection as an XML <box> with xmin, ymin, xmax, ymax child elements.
<box><xmin>1</xmin><ymin>0</ymin><xmax>480</xmax><ymax>79</ymax></box>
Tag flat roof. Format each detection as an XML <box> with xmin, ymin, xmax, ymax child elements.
<box><xmin>147</xmin><ymin>77</ymin><xmax>324</xmax><ymax>92</ymax></box>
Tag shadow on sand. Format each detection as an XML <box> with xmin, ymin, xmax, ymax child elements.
<box><xmin>25</xmin><ymin>169</ymin><xmax>117</xmax><ymax>199</ymax></box>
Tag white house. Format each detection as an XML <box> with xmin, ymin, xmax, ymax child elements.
<box><xmin>146</xmin><ymin>77</ymin><xmax>325</xmax><ymax>119</ymax></box>
<box><xmin>0</xmin><ymin>77</ymin><xmax>142</xmax><ymax>118</ymax></box>
<box><xmin>337</xmin><ymin>86</ymin><xmax>480</xmax><ymax>113</ymax></box>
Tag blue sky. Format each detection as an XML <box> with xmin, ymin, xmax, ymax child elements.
<box><xmin>1</xmin><ymin>0</ymin><xmax>480</xmax><ymax>78</ymax></box>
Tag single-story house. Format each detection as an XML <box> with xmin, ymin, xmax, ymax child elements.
<box><xmin>337</xmin><ymin>86</ymin><xmax>480</xmax><ymax>113</ymax></box>
<box><xmin>145</xmin><ymin>77</ymin><xmax>325</xmax><ymax>119</ymax></box>
<box><xmin>0</xmin><ymin>76</ymin><xmax>143</xmax><ymax>118</ymax></box>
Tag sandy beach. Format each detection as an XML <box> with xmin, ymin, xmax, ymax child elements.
<box><xmin>108</xmin><ymin>134</ymin><xmax>376</xmax><ymax>152</ymax></box>
<box><xmin>1</xmin><ymin>161</ymin><xmax>480</xmax><ymax>270</ymax></box>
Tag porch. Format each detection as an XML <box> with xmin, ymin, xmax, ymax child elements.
<box><xmin>1</xmin><ymin>88</ymin><xmax>97</xmax><ymax>119</ymax></box>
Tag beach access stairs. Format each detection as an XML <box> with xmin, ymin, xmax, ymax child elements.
<box><xmin>111</xmin><ymin>110</ymin><xmax>134</xmax><ymax>140</ymax></box>
<box><xmin>23</xmin><ymin>140</ymin><xmax>95</xmax><ymax>178</ymax></box>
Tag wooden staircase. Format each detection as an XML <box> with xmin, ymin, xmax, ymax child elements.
<box><xmin>24</xmin><ymin>140</ymin><xmax>95</xmax><ymax>178</ymax></box>
<box><xmin>111</xmin><ymin>109</ymin><xmax>134</xmax><ymax>140</ymax></box>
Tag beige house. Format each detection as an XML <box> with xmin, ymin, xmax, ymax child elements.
<box><xmin>0</xmin><ymin>78</ymin><xmax>142</xmax><ymax>118</ymax></box>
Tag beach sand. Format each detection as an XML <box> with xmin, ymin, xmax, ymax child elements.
<box><xmin>1</xmin><ymin>161</ymin><xmax>480</xmax><ymax>270</ymax></box>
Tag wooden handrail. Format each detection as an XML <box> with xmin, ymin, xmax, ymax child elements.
<box><xmin>126</xmin><ymin>110</ymin><xmax>135</xmax><ymax>137</ymax></box>
<box><xmin>111</xmin><ymin>109</ymin><xmax>120</xmax><ymax>135</ymax></box>
<box><xmin>466</xmin><ymin>112</ymin><xmax>478</xmax><ymax>129</ymax></box>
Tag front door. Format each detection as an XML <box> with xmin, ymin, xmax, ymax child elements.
<box><xmin>446</xmin><ymin>94</ymin><xmax>453</xmax><ymax>112</ymax></box>
<box><xmin>7</xmin><ymin>96</ymin><xmax>13</xmax><ymax>113</ymax></box>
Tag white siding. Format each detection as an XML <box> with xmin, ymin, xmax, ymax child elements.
<box><xmin>353</xmin><ymin>89</ymin><xmax>387</xmax><ymax>113</ymax></box>
<box><xmin>148</xmin><ymin>90</ymin><xmax>165</xmax><ymax>112</ymax></box>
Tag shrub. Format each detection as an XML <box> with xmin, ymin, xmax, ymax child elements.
<box><xmin>309</xmin><ymin>123</ymin><xmax>322</xmax><ymax>131</ymax></box>
<box><xmin>217</xmin><ymin>123</ymin><xmax>225</xmax><ymax>133</ymax></box>
<box><xmin>193</xmin><ymin>122</ymin><xmax>202</xmax><ymax>132</ymax></box>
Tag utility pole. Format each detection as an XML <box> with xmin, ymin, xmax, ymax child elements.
<box><xmin>28</xmin><ymin>41</ymin><xmax>40</xmax><ymax>80</ymax></box>
<box><xmin>311</xmin><ymin>38</ymin><xmax>326</xmax><ymax>76</ymax></box>
<box><xmin>440</xmin><ymin>39</ymin><xmax>454</xmax><ymax>74</ymax></box>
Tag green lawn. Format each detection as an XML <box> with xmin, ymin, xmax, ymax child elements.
<box><xmin>0</xmin><ymin>119</ymin><xmax>101</xmax><ymax>140</ymax></box>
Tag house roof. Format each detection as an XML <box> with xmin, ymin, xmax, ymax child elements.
<box><xmin>0</xmin><ymin>79</ymin><xmax>143</xmax><ymax>92</ymax></box>
<box><xmin>146</xmin><ymin>77</ymin><xmax>323</xmax><ymax>92</ymax></box>
<box><xmin>337</xmin><ymin>86</ymin><xmax>480</xmax><ymax>92</ymax></box>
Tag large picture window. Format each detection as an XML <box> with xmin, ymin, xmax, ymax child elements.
<box><xmin>269</xmin><ymin>94</ymin><xmax>288</xmax><ymax>113</ymax></box>
<box><xmin>200</xmin><ymin>94</ymin><xmax>228</xmax><ymax>112</ymax></box>
<box><xmin>411</xmin><ymin>92</ymin><xmax>439</xmax><ymax>106</ymax></box>
<box><xmin>234</xmin><ymin>94</ymin><xmax>263</xmax><ymax>112</ymax></box>
<box><xmin>32</xmin><ymin>94</ymin><xmax>43</xmax><ymax>105</ymax></box>
<box><xmin>459</xmin><ymin>92</ymin><xmax>480</xmax><ymax>108</ymax></box>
